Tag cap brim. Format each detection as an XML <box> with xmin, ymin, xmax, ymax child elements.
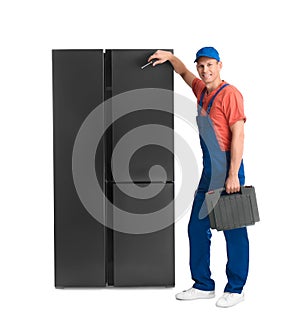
<box><xmin>194</xmin><ymin>55</ymin><xmax>219</xmax><ymax>63</ymax></box>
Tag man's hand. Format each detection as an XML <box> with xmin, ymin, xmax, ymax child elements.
<box><xmin>148</xmin><ymin>50</ymin><xmax>173</xmax><ymax>66</ymax></box>
<box><xmin>148</xmin><ymin>50</ymin><xmax>197</xmax><ymax>88</ymax></box>
<box><xmin>225</xmin><ymin>174</ymin><xmax>240</xmax><ymax>194</ymax></box>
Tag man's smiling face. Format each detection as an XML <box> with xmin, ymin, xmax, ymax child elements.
<box><xmin>196</xmin><ymin>57</ymin><xmax>222</xmax><ymax>85</ymax></box>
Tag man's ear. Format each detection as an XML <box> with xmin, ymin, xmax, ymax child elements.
<box><xmin>218</xmin><ymin>61</ymin><xmax>223</xmax><ymax>70</ymax></box>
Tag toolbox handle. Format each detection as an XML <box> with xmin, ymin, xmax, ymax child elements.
<box><xmin>207</xmin><ymin>186</ymin><xmax>253</xmax><ymax>195</ymax></box>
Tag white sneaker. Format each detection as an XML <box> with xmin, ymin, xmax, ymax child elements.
<box><xmin>175</xmin><ymin>287</ymin><xmax>215</xmax><ymax>300</ymax></box>
<box><xmin>216</xmin><ymin>292</ymin><xmax>245</xmax><ymax>308</ymax></box>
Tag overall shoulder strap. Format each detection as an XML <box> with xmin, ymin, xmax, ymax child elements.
<box><xmin>207</xmin><ymin>83</ymin><xmax>230</xmax><ymax>114</ymax></box>
<box><xmin>199</xmin><ymin>88</ymin><xmax>206</xmax><ymax>108</ymax></box>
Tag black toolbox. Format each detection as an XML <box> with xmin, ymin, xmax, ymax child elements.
<box><xmin>206</xmin><ymin>186</ymin><xmax>260</xmax><ymax>231</ymax></box>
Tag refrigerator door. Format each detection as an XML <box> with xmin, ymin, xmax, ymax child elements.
<box><xmin>53</xmin><ymin>50</ymin><xmax>106</xmax><ymax>287</ymax></box>
<box><xmin>110</xmin><ymin>49</ymin><xmax>173</xmax><ymax>94</ymax></box>
<box><xmin>106</xmin><ymin>49</ymin><xmax>174</xmax><ymax>183</ymax></box>
<box><xmin>109</xmin><ymin>182</ymin><xmax>175</xmax><ymax>286</ymax></box>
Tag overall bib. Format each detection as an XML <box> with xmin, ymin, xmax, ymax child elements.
<box><xmin>188</xmin><ymin>83</ymin><xmax>249</xmax><ymax>294</ymax></box>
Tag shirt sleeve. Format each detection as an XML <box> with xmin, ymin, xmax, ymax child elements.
<box><xmin>222</xmin><ymin>87</ymin><xmax>246</xmax><ymax>126</ymax></box>
<box><xmin>192</xmin><ymin>78</ymin><xmax>205</xmax><ymax>103</ymax></box>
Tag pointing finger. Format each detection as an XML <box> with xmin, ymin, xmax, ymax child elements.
<box><xmin>148</xmin><ymin>52</ymin><xmax>158</xmax><ymax>62</ymax></box>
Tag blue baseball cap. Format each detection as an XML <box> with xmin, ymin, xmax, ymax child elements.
<box><xmin>194</xmin><ymin>47</ymin><xmax>220</xmax><ymax>63</ymax></box>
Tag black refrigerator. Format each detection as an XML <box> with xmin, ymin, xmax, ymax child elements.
<box><xmin>53</xmin><ymin>49</ymin><xmax>174</xmax><ymax>287</ymax></box>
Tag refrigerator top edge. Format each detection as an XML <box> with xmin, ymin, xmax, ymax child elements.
<box><xmin>52</xmin><ymin>49</ymin><xmax>104</xmax><ymax>52</ymax></box>
<box><xmin>106</xmin><ymin>49</ymin><xmax>173</xmax><ymax>53</ymax></box>
<box><xmin>52</xmin><ymin>49</ymin><xmax>173</xmax><ymax>51</ymax></box>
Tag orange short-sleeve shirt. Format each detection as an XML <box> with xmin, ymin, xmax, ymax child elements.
<box><xmin>192</xmin><ymin>78</ymin><xmax>246</xmax><ymax>151</ymax></box>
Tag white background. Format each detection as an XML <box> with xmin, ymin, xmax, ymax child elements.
<box><xmin>1</xmin><ymin>0</ymin><xmax>299</xmax><ymax>321</ymax></box>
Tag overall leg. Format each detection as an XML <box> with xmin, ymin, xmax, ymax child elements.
<box><xmin>188</xmin><ymin>191</ymin><xmax>215</xmax><ymax>291</ymax></box>
<box><xmin>223</xmin><ymin>227</ymin><xmax>249</xmax><ymax>293</ymax></box>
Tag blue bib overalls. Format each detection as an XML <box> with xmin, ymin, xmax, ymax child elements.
<box><xmin>188</xmin><ymin>83</ymin><xmax>249</xmax><ymax>294</ymax></box>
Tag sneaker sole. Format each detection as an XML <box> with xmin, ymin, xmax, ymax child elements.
<box><xmin>176</xmin><ymin>294</ymin><xmax>215</xmax><ymax>301</ymax></box>
<box><xmin>216</xmin><ymin>296</ymin><xmax>244</xmax><ymax>308</ymax></box>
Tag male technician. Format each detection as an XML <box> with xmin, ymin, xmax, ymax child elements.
<box><xmin>148</xmin><ymin>48</ymin><xmax>249</xmax><ymax>308</ymax></box>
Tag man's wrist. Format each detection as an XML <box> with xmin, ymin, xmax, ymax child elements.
<box><xmin>168</xmin><ymin>53</ymin><xmax>176</xmax><ymax>64</ymax></box>
<box><xmin>228</xmin><ymin>170</ymin><xmax>238</xmax><ymax>177</ymax></box>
